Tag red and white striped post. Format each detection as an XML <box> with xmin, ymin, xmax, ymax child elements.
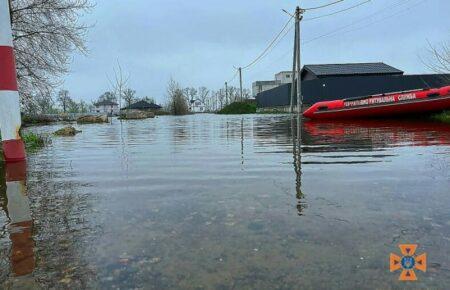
<box><xmin>0</xmin><ymin>0</ymin><xmax>26</xmax><ymax>162</ymax></box>
<box><xmin>3</xmin><ymin>161</ymin><xmax>35</xmax><ymax>276</ymax></box>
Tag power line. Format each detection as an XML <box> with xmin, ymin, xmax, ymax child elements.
<box><xmin>312</xmin><ymin>0</ymin><xmax>428</xmax><ymax>41</ymax></box>
<box><xmin>227</xmin><ymin>69</ymin><xmax>239</xmax><ymax>84</ymax></box>
<box><xmin>240</xmin><ymin>15</ymin><xmax>294</xmax><ymax>70</ymax></box>
<box><xmin>245</xmin><ymin>0</ymin><xmax>423</xmax><ymax>79</ymax></box>
<box><xmin>303</xmin><ymin>0</ymin><xmax>346</xmax><ymax>11</ymax></box>
<box><xmin>303</xmin><ymin>0</ymin><xmax>371</xmax><ymax>21</ymax></box>
<box><xmin>302</xmin><ymin>0</ymin><xmax>417</xmax><ymax>45</ymax></box>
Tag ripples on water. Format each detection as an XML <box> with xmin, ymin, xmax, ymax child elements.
<box><xmin>1</xmin><ymin>114</ymin><xmax>450</xmax><ymax>289</ymax></box>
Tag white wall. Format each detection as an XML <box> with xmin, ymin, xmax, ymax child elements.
<box><xmin>275</xmin><ymin>72</ymin><xmax>293</xmax><ymax>84</ymax></box>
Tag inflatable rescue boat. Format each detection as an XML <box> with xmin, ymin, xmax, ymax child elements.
<box><xmin>303</xmin><ymin>86</ymin><xmax>450</xmax><ymax>120</ymax></box>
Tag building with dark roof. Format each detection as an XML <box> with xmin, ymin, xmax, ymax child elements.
<box><xmin>122</xmin><ymin>100</ymin><xmax>162</xmax><ymax>111</ymax></box>
<box><xmin>255</xmin><ymin>62</ymin><xmax>449</xmax><ymax>110</ymax></box>
<box><xmin>301</xmin><ymin>62</ymin><xmax>404</xmax><ymax>80</ymax></box>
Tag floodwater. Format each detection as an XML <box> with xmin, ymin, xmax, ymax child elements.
<box><xmin>1</xmin><ymin>114</ymin><xmax>450</xmax><ymax>289</ymax></box>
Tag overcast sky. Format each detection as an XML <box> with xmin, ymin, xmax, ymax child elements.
<box><xmin>62</xmin><ymin>0</ymin><xmax>450</xmax><ymax>104</ymax></box>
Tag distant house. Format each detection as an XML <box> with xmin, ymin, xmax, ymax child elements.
<box><xmin>122</xmin><ymin>100</ymin><xmax>162</xmax><ymax>112</ymax></box>
<box><xmin>94</xmin><ymin>100</ymin><xmax>119</xmax><ymax>115</ymax></box>
<box><xmin>189</xmin><ymin>99</ymin><xmax>206</xmax><ymax>113</ymax></box>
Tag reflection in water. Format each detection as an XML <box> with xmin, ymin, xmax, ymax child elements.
<box><xmin>1</xmin><ymin>115</ymin><xmax>449</xmax><ymax>288</ymax></box>
<box><xmin>241</xmin><ymin>117</ymin><xmax>244</xmax><ymax>167</ymax></box>
<box><xmin>0</xmin><ymin>161</ymin><xmax>36</xmax><ymax>279</ymax></box>
<box><xmin>304</xmin><ymin>119</ymin><xmax>450</xmax><ymax>148</ymax></box>
<box><xmin>291</xmin><ymin>116</ymin><xmax>306</xmax><ymax>215</ymax></box>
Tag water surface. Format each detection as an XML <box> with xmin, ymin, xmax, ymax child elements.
<box><xmin>1</xmin><ymin>114</ymin><xmax>450</xmax><ymax>289</ymax></box>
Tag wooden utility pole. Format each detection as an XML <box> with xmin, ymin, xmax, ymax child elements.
<box><xmin>296</xmin><ymin>6</ymin><xmax>303</xmax><ymax>116</ymax></box>
<box><xmin>290</xmin><ymin>13</ymin><xmax>298</xmax><ymax>113</ymax></box>
<box><xmin>290</xmin><ymin>6</ymin><xmax>303</xmax><ymax>114</ymax></box>
<box><xmin>239</xmin><ymin>67</ymin><xmax>243</xmax><ymax>101</ymax></box>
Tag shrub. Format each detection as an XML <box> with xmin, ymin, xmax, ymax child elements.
<box><xmin>166</xmin><ymin>79</ymin><xmax>189</xmax><ymax>115</ymax></box>
<box><xmin>217</xmin><ymin>101</ymin><xmax>256</xmax><ymax>115</ymax></box>
<box><xmin>21</xmin><ymin>132</ymin><xmax>51</xmax><ymax>151</ymax></box>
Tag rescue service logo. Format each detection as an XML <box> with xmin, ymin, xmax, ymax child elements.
<box><xmin>390</xmin><ymin>244</ymin><xmax>427</xmax><ymax>281</ymax></box>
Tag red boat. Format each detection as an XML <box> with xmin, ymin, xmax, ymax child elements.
<box><xmin>303</xmin><ymin>86</ymin><xmax>450</xmax><ymax>119</ymax></box>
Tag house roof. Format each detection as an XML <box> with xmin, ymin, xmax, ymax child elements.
<box><xmin>301</xmin><ymin>62</ymin><xmax>404</xmax><ymax>78</ymax></box>
<box><xmin>122</xmin><ymin>100</ymin><xmax>162</xmax><ymax>110</ymax></box>
<box><xmin>190</xmin><ymin>99</ymin><xmax>202</xmax><ymax>104</ymax></box>
<box><xmin>95</xmin><ymin>100</ymin><xmax>118</xmax><ymax>106</ymax></box>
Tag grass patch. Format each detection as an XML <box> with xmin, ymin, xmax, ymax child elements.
<box><xmin>21</xmin><ymin>132</ymin><xmax>51</xmax><ymax>151</ymax></box>
<box><xmin>217</xmin><ymin>101</ymin><xmax>257</xmax><ymax>115</ymax></box>
<box><xmin>431</xmin><ymin>111</ymin><xmax>450</xmax><ymax>123</ymax></box>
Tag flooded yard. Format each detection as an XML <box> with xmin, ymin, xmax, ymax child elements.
<box><xmin>1</xmin><ymin>114</ymin><xmax>450</xmax><ymax>289</ymax></box>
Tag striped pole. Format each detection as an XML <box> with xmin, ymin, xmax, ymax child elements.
<box><xmin>0</xmin><ymin>0</ymin><xmax>26</xmax><ymax>162</ymax></box>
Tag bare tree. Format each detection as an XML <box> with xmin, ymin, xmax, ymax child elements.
<box><xmin>166</xmin><ymin>78</ymin><xmax>188</xmax><ymax>115</ymax></box>
<box><xmin>108</xmin><ymin>61</ymin><xmax>129</xmax><ymax>109</ymax></box>
<box><xmin>57</xmin><ymin>89</ymin><xmax>71</xmax><ymax>113</ymax></box>
<box><xmin>10</xmin><ymin>0</ymin><xmax>93</xmax><ymax>103</ymax></box>
<box><xmin>216</xmin><ymin>89</ymin><xmax>226</xmax><ymax>110</ymax></box>
<box><xmin>421</xmin><ymin>40</ymin><xmax>450</xmax><ymax>75</ymax></box>
<box><xmin>66</xmin><ymin>98</ymin><xmax>80</xmax><ymax>113</ymax></box>
<box><xmin>183</xmin><ymin>87</ymin><xmax>197</xmax><ymax>102</ymax></box>
<box><xmin>242</xmin><ymin>88</ymin><xmax>251</xmax><ymax>100</ymax></box>
<box><xmin>22</xmin><ymin>93</ymin><xmax>57</xmax><ymax>115</ymax></box>
<box><xmin>198</xmin><ymin>87</ymin><xmax>209</xmax><ymax>105</ymax></box>
<box><xmin>123</xmin><ymin>88</ymin><xmax>136</xmax><ymax>107</ymax></box>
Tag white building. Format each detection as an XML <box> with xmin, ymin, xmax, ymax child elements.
<box><xmin>252</xmin><ymin>71</ymin><xmax>295</xmax><ymax>97</ymax></box>
<box><xmin>275</xmin><ymin>71</ymin><xmax>294</xmax><ymax>84</ymax></box>
<box><xmin>189</xmin><ymin>99</ymin><xmax>206</xmax><ymax>113</ymax></box>
<box><xmin>252</xmin><ymin>80</ymin><xmax>281</xmax><ymax>97</ymax></box>
<box><xmin>94</xmin><ymin>100</ymin><xmax>119</xmax><ymax>115</ymax></box>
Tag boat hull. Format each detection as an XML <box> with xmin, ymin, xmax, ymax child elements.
<box><xmin>303</xmin><ymin>86</ymin><xmax>450</xmax><ymax>120</ymax></box>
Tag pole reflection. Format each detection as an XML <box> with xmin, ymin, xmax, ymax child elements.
<box><xmin>0</xmin><ymin>161</ymin><xmax>35</xmax><ymax>277</ymax></box>
<box><xmin>292</xmin><ymin>116</ymin><xmax>306</xmax><ymax>215</ymax></box>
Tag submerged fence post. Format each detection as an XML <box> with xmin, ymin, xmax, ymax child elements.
<box><xmin>0</xmin><ymin>0</ymin><xmax>26</xmax><ymax>162</ymax></box>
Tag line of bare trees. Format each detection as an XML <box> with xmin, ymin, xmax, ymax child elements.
<box><xmin>166</xmin><ymin>79</ymin><xmax>252</xmax><ymax>115</ymax></box>
<box><xmin>23</xmin><ymin>89</ymin><xmax>92</xmax><ymax>115</ymax></box>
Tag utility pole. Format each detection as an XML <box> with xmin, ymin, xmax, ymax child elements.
<box><xmin>290</xmin><ymin>12</ymin><xmax>298</xmax><ymax>113</ymax></box>
<box><xmin>296</xmin><ymin>6</ymin><xmax>303</xmax><ymax>116</ymax></box>
<box><xmin>225</xmin><ymin>81</ymin><xmax>228</xmax><ymax>105</ymax></box>
<box><xmin>239</xmin><ymin>67</ymin><xmax>243</xmax><ymax>101</ymax></box>
<box><xmin>290</xmin><ymin>6</ymin><xmax>303</xmax><ymax>114</ymax></box>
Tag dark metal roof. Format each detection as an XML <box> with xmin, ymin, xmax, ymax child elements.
<box><xmin>95</xmin><ymin>100</ymin><xmax>118</xmax><ymax>106</ymax></box>
<box><xmin>302</xmin><ymin>62</ymin><xmax>404</xmax><ymax>78</ymax></box>
<box><xmin>123</xmin><ymin>100</ymin><xmax>162</xmax><ymax>110</ymax></box>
